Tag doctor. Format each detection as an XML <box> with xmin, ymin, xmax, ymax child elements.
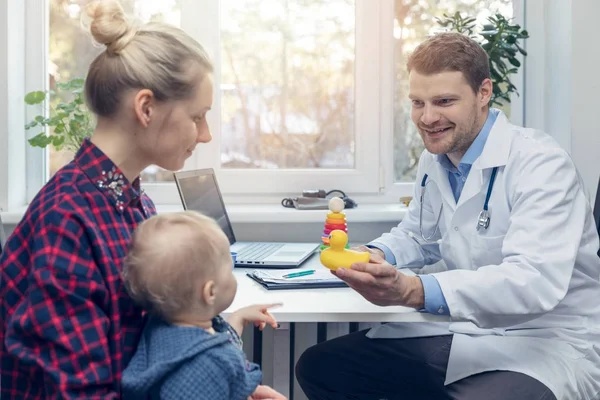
<box><xmin>296</xmin><ymin>32</ymin><xmax>600</xmax><ymax>400</ymax></box>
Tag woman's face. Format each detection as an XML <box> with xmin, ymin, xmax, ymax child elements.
<box><xmin>138</xmin><ymin>73</ymin><xmax>214</xmax><ymax>171</ymax></box>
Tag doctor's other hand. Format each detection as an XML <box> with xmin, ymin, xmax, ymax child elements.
<box><xmin>333</xmin><ymin>253</ymin><xmax>424</xmax><ymax>309</ymax></box>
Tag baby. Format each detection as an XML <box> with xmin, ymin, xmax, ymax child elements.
<box><xmin>121</xmin><ymin>210</ymin><xmax>285</xmax><ymax>400</ymax></box>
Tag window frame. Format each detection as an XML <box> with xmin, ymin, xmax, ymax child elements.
<box><xmin>25</xmin><ymin>0</ymin><xmax>49</xmax><ymax>203</ymax></box>
<box><xmin>6</xmin><ymin>0</ymin><xmax>525</xmax><ymax>210</ymax></box>
<box><xmin>0</xmin><ymin>1</ymin><xmax>29</xmax><ymax>212</ymax></box>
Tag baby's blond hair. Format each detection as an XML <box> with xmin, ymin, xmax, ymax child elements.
<box><xmin>122</xmin><ymin>211</ymin><xmax>231</xmax><ymax>321</ymax></box>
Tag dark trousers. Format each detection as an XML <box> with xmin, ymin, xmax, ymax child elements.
<box><xmin>295</xmin><ymin>330</ymin><xmax>556</xmax><ymax>400</ymax></box>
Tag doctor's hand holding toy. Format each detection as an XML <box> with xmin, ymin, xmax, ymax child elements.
<box><xmin>318</xmin><ymin>197</ymin><xmax>424</xmax><ymax>307</ymax></box>
<box><xmin>319</xmin><ymin>197</ymin><xmax>424</xmax><ymax>307</ymax></box>
<box><xmin>333</xmin><ymin>251</ymin><xmax>424</xmax><ymax>308</ymax></box>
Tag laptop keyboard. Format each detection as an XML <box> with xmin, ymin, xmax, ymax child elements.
<box><xmin>237</xmin><ymin>243</ymin><xmax>284</xmax><ymax>261</ymax></box>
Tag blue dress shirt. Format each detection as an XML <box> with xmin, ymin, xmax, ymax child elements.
<box><xmin>370</xmin><ymin>108</ymin><xmax>499</xmax><ymax>316</ymax></box>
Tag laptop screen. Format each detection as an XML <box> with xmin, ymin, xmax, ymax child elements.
<box><xmin>175</xmin><ymin>170</ymin><xmax>236</xmax><ymax>244</ymax></box>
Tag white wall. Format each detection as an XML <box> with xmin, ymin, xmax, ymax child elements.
<box><xmin>525</xmin><ymin>0</ymin><xmax>600</xmax><ymax>204</ymax></box>
<box><xmin>570</xmin><ymin>1</ymin><xmax>600</xmax><ymax>203</ymax></box>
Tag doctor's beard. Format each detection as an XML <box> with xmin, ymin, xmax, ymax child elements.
<box><xmin>418</xmin><ymin>102</ymin><xmax>483</xmax><ymax>160</ymax></box>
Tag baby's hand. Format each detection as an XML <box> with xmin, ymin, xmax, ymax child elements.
<box><xmin>227</xmin><ymin>303</ymin><xmax>281</xmax><ymax>335</ymax></box>
<box><xmin>248</xmin><ymin>385</ymin><xmax>287</xmax><ymax>400</ymax></box>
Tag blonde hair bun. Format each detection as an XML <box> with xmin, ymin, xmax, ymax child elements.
<box><xmin>83</xmin><ymin>0</ymin><xmax>213</xmax><ymax>117</ymax></box>
<box><xmin>84</xmin><ymin>0</ymin><xmax>137</xmax><ymax>55</ymax></box>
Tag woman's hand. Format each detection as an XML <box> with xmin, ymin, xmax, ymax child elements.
<box><xmin>227</xmin><ymin>303</ymin><xmax>281</xmax><ymax>336</ymax></box>
<box><xmin>248</xmin><ymin>385</ymin><xmax>287</xmax><ymax>399</ymax></box>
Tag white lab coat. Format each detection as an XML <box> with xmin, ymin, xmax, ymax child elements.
<box><xmin>368</xmin><ymin>112</ymin><xmax>600</xmax><ymax>399</ymax></box>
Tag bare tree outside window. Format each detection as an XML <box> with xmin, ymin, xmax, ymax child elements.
<box><xmin>220</xmin><ymin>0</ymin><xmax>356</xmax><ymax>170</ymax></box>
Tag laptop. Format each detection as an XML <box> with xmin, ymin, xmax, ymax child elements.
<box><xmin>174</xmin><ymin>168</ymin><xmax>319</xmax><ymax>268</ymax></box>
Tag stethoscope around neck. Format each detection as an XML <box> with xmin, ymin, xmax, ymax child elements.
<box><xmin>409</xmin><ymin>166</ymin><xmax>499</xmax><ymax>244</ymax></box>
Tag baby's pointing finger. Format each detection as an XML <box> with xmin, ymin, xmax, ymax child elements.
<box><xmin>257</xmin><ymin>303</ymin><xmax>283</xmax><ymax>312</ymax></box>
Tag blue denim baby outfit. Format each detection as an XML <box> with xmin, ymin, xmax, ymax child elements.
<box><xmin>122</xmin><ymin>315</ymin><xmax>261</xmax><ymax>400</ymax></box>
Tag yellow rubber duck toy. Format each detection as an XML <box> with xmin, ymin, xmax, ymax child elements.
<box><xmin>320</xmin><ymin>229</ymin><xmax>370</xmax><ymax>271</ymax></box>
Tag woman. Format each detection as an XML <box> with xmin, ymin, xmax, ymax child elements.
<box><xmin>0</xmin><ymin>2</ymin><xmax>284</xmax><ymax>399</ymax></box>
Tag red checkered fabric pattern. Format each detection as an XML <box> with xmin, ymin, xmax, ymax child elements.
<box><xmin>0</xmin><ymin>139</ymin><xmax>156</xmax><ymax>399</ymax></box>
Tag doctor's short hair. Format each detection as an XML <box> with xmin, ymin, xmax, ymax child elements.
<box><xmin>407</xmin><ymin>32</ymin><xmax>491</xmax><ymax>94</ymax></box>
<box><xmin>82</xmin><ymin>0</ymin><xmax>213</xmax><ymax>117</ymax></box>
<box><xmin>122</xmin><ymin>211</ymin><xmax>231</xmax><ymax>321</ymax></box>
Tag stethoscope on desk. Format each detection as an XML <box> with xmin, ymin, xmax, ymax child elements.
<box><xmin>409</xmin><ymin>166</ymin><xmax>499</xmax><ymax>243</ymax></box>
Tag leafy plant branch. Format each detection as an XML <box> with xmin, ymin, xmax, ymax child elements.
<box><xmin>24</xmin><ymin>77</ymin><xmax>94</xmax><ymax>153</ymax></box>
<box><xmin>436</xmin><ymin>11</ymin><xmax>529</xmax><ymax>107</ymax></box>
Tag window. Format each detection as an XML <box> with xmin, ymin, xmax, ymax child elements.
<box><xmin>180</xmin><ymin>0</ymin><xmax>381</xmax><ymax>197</ymax></box>
<box><xmin>220</xmin><ymin>0</ymin><xmax>355</xmax><ymax>171</ymax></box>
<box><xmin>44</xmin><ymin>0</ymin><xmax>380</xmax><ymax>199</ymax></box>
<box><xmin>31</xmin><ymin>0</ymin><xmax>521</xmax><ymax>205</ymax></box>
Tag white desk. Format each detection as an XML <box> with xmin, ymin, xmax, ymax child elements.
<box><xmin>223</xmin><ymin>252</ymin><xmax>448</xmax><ymax>323</ymax></box>
<box><xmin>223</xmin><ymin>252</ymin><xmax>449</xmax><ymax>399</ymax></box>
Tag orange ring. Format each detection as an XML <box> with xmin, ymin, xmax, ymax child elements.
<box><xmin>327</xmin><ymin>212</ymin><xmax>346</xmax><ymax>220</ymax></box>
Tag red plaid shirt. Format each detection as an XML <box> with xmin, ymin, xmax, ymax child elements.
<box><xmin>0</xmin><ymin>139</ymin><xmax>156</xmax><ymax>399</ymax></box>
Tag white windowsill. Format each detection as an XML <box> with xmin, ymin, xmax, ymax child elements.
<box><xmin>1</xmin><ymin>203</ymin><xmax>407</xmax><ymax>225</ymax></box>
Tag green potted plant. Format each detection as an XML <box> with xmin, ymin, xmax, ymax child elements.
<box><xmin>436</xmin><ymin>11</ymin><xmax>529</xmax><ymax>107</ymax></box>
<box><xmin>24</xmin><ymin>77</ymin><xmax>94</xmax><ymax>152</ymax></box>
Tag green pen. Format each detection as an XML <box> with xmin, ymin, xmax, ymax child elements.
<box><xmin>283</xmin><ymin>270</ymin><xmax>315</xmax><ymax>279</ymax></box>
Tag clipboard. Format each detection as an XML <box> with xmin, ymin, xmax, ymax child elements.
<box><xmin>246</xmin><ymin>270</ymin><xmax>348</xmax><ymax>290</ymax></box>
